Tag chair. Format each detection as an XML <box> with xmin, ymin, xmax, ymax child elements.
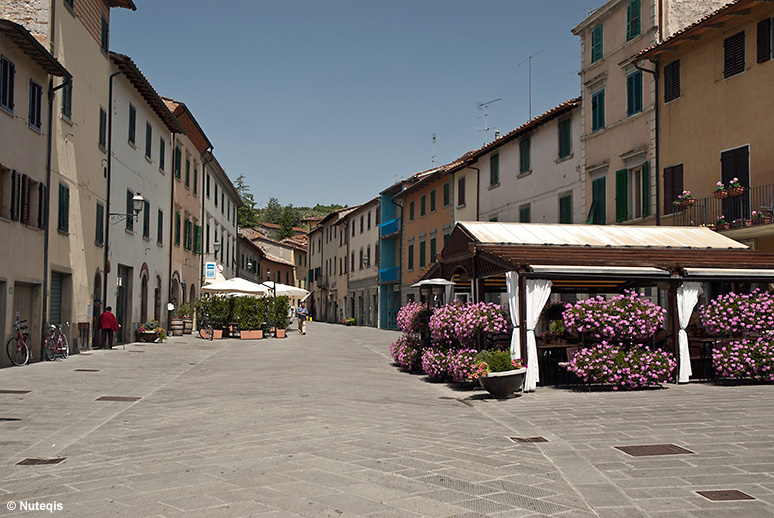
<box><xmin>556</xmin><ymin>346</ymin><xmax>579</xmax><ymax>387</ymax></box>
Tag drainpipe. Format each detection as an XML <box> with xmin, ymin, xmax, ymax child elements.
<box><xmin>42</xmin><ymin>76</ymin><xmax>71</xmax><ymax>359</ymax></box>
<box><xmin>102</xmin><ymin>69</ymin><xmax>124</xmax><ymax>317</ymax></box>
<box><xmin>167</xmin><ymin>133</ymin><xmax>177</xmax><ymax>333</ymax></box>
<box><xmin>635</xmin><ymin>60</ymin><xmax>660</xmax><ymax>225</ymax></box>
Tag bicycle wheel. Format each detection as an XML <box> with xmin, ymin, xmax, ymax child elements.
<box><xmin>7</xmin><ymin>337</ymin><xmax>29</xmax><ymax>366</ymax></box>
<box><xmin>207</xmin><ymin>325</ymin><xmax>213</xmax><ymax>341</ymax></box>
<box><xmin>44</xmin><ymin>334</ymin><xmax>56</xmax><ymax>361</ymax></box>
<box><xmin>60</xmin><ymin>333</ymin><xmax>69</xmax><ymax>359</ymax></box>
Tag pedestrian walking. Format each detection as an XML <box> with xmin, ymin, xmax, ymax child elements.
<box><xmin>97</xmin><ymin>306</ymin><xmax>120</xmax><ymax>349</ymax></box>
<box><xmin>296</xmin><ymin>302</ymin><xmax>309</xmax><ymax>335</ymax></box>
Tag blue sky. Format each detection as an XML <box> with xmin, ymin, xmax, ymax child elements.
<box><xmin>112</xmin><ymin>1</ymin><xmax>600</xmax><ymax>209</ymax></box>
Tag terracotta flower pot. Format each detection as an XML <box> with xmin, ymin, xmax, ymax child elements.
<box><xmin>275</xmin><ymin>328</ymin><xmax>286</xmax><ymax>338</ymax></box>
<box><xmin>240</xmin><ymin>330</ymin><xmax>263</xmax><ymax>340</ymax></box>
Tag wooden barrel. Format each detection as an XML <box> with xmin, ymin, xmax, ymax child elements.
<box><xmin>171</xmin><ymin>318</ymin><xmax>184</xmax><ymax>336</ymax></box>
<box><xmin>183</xmin><ymin>317</ymin><xmax>193</xmax><ymax>335</ymax></box>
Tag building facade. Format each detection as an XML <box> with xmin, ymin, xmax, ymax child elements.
<box><xmin>202</xmin><ymin>154</ymin><xmax>241</xmax><ymax>284</ymax></box>
<box><xmin>343</xmin><ymin>198</ymin><xmax>379</xmax><ymax>327</ymax></box>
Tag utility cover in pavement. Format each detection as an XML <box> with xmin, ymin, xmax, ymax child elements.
<box><xmin>697</xmin><ymin>490</ymin><xmax>755</xmax><ymax>501</ymax></box>
<box><xmin>615</xmin><ymin>444</ymin><xmax>694</xmax><ymax>456</ymax></box>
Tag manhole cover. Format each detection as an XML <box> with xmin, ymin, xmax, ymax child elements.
<box><xmin>509</xmin><ymin>437</ymin><xmax>549</xmax><ymax>443</ymax></box>
<box><xmin>95</xmin><ymin>396</ymin><xmax>141</xmax><ymax>402</ymax></box>
<box><xmin>615</xmin><ymin>444</ymin><xmax>694</xmax><ymax>457</ymax></box>
<box><xmin>17</xmin><ymin>458</ymin><xmax>66</xmax><ymax>465</ymax></box>
<box><xmin>0</xmin><ymin>390</ymin><xmax>31</xmax><ymax>394</ymax></box>
<box><xmin>697</xmin><ymin>490</ymin><xmax>755</xmax><ymax>501</ymax></box>
<box><xmin>74</xmin><ymin>369</ymin><xmax>100</xmax><ymax>372</ymax></box>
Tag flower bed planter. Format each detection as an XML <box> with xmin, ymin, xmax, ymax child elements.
<box><xmin>240</xmin><ymin>330</ymin><xmax>262</xmax><ymax>340</ymax></box>
<box><xmin>478</xmin><ymin>368</ymin><xmax>527</xmax><ymax>398</ymax></box>
<box><xmin>276</xmin><ymin>328</ymin><xmax>286</xmax><ymax>338</ymax></box>
<box><xmin>138</xmin><ymin>331</ymin><xmax>158</xmax><ymax>343</ymax></box>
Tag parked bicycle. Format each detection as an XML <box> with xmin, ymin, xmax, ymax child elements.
<box><xmin>44</xmin><ymin>322</ymin><xmax>69</xmax><ymax>360</ymax></box>
<box><xmin>7</xmin><ymin>319</ymin><xmax>32</xmax><ymax>366</ymax></box>
<box><xmin>198</xmin><ymin>312</ymin><xmax>213</xmax><ymax>340</ymax></box>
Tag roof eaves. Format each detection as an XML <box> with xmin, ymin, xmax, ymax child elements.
<box><xmin>161</xmin><ymin>96</ymin><xmax>213</xmax><ymax>150</ymax></box>
<box><xmin>0</xmin><ymin>20</ymin><xmax>70</xmax><ymax>78</ymax></box>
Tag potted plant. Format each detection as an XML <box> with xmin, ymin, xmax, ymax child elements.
<box><xmin>453</xmin><ymin>302</ymin><xmax>510</xmax><ymax>348</ymax></box>
<box><xmin>174</xmin><ymin>302</ymin><xmax>195</xmax><ymax>334</ymax></box>
<box><xmin>714</xmin><ymin>214</ymin><xmax>729</xmax><ymax>230</ymax></box>
<box><xmin>271</xmin><ymin>296</ymin><xmax>290</xmax><ymax>338</ymax></box>
<box><xmin>714</xmin><ymin>181</ymin><xmax>728</xmax><ymax>199</ymax></box>
<box><xmin>469</xmin><ymin>349</ymin><xmax>526</xmax><ymax>397</ymax></box>
<box><xmin>208</xmin><ymin>295</ymin><xmax>233</xmax><ymax>338</ymax></box>
<box><xmin>752</xmin><ymin>211</ymin><xmax>771</xmax><ymax>225</ymax></box>
<box><xmin>567</xmin><ymin>342</ymin><xmax>676</xmax><ymax>390</ymax></box>
<box><xmin>135</xmin><ymin>319</ymin><xmax>166</xmax><ymax>343</ymax></box>
<box><xmin>674</xmin><ymin>190</ymin><xmax>694</xmax><ymax>208</ymax></box>
<box><xmin>728</xmin><ymin>177</ymin><xmax>744</xmax><ymax>196</ymax></box>
<box><xmin>235</xmin><ymin>297</ymin><xmax>263</xmax><ymax>339</ymax></box>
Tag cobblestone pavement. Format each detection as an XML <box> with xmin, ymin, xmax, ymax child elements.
<box><xmin>1</xmin><ymin>323</ymin><xmax>773</xmax><ymax>517</ymax></box>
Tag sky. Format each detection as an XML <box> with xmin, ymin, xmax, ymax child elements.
<box><xmin>112</xmin><ymin>1</ymin><xmax>602</xmax><ymax>209</ymax></box>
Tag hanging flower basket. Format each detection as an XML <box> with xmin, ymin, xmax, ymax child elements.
<box><xmin>680</xmin><ymin>199</ymin><xmax>695</xmax><ymax>208</ymax></box>
<box><xmin>728</xmin><ymin>186</ymin><xmax>744</xmax><ymax>196</ymax></box>
<box><xmin>714</xmin><ymin>190</ymin><xmax>728</xmax><ymax>199</ymax></box>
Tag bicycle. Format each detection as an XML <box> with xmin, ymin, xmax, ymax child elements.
<box><xmin>198</xmin><ymin>312</ymin><xmax>213</xmax><ymax>340</ymax></box>
<box><xmin>44</xmin><ymin>322</ymin><xmax>69</xmax><ymax>361</ymax></box>
<box><xmin>6</xmin><ymin>320</ymin><xmax>32</xmax><ymax>366</ymax></box>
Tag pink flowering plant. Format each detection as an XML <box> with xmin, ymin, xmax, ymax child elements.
<box><xmin>421</xmin><ymin>347</ymin><xmax>450</xmax><ymax>381</ymax></box>
<box><xmin>568</xmin><ymin>342</ymin><xmax>676</xmax><ymax>390</ymax></box>
<box><xmin>712</xmin><ymin>338</ymin><xmax>774</xmax><ymax>381</ymax></box>
<box><xmin>468</xmin><ymin>349</ymin><xmax>525</xmax><ymax>380</ymax></box>
<box><xmin>429</xmin><ymin>301</ymin><xmax>464</xmax><ymax>346</ymax></box>
<box><xmin>454</xmin><ymin>302</ymin><xmax>510</xmax><ymax>347</ymax></box>
<box><xmin>562</xmin><ymin>291</ymin><xmax>665</xmax><ymax>343</ymax></box>
<box><xmin>396</xmin><ymin>301</ymin><xmax>431</xmax><ymax>336</ymax></box>
<box><xmin>699</xmin><ymin>289</ymin><xmax>774</xmax><ymax>337</ymax></box>
<box><xmin>447</xmin><ymin>348</ymin><xmax>478</xmax><ymax>382</ymax></box>
<box><xmin>390</xmin><ymin>334</ymin><xmax>422</xmax><ymax>372</ymax></box>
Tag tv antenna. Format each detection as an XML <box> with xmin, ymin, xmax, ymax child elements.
<box><xmin>518</xmin><ymin>49</ymin><xmax>545</xmax><ymax>120</ymax></box>
<box><xmin>430</xmin><ymin>133</ymin><xmax>437</xmax><ymax>167</ymax></box>
<box><xmin>476</xmin><ymin>98</ymin><xmax>501</xmax><ymax>144</ymax></box>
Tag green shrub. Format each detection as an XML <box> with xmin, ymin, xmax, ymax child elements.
<box><xmin>271</xmin><ymin>296</ymin><xmax>290</xmax><ymax>329</ymax></box>
<box><xmin>475</xmin><ymin>349</ymin><xmax>514</xmax><ymax>373</ymax></box>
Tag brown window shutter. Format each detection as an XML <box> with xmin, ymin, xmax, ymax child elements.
<box><xmin>758</xmin><ymin>18</ymin><xmax>771</xmax><ymax>64</ymax></box>
<box><xmin>663</xmin><ymin>166</ymin><xmax>673</xmax><ymax>215</ymax></box>
<box><xmin>10</xmin><ymin>170</ymin><xmax>21</xmax><ymax>221</ymax></box>
<box><xmin>39</xmin><ymin>183</ymin><xmax>48</xmax><ymax>229</ymax></box>
<box><xmin>21</xmin><ymin>174</ymin><xmax>30</xmax><ymax>224</ymax></box>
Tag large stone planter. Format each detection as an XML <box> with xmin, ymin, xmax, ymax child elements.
<box><xmin>478</xmin><ymin>368</ymin><xmax>527</xmax><ymax>398</ymax></box>
<box><xmin>137</xmin><ymin>331</ymin><xmax>158</xmax><ymax>343</ymax></box>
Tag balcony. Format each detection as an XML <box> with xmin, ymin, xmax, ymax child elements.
<box><xmin>379</xmin><ymin>266</ymin><xmax>400</xmax><ymax>284</ymax></box>
<box><xmin>670</xmin><ymin>184</ymin><xmax>774</xmax><ymax>231</ymax></box>
<box><xmin>380</xmin><ymin>217</ymin><xmax>400</xmax><ymax>239</ymax></box>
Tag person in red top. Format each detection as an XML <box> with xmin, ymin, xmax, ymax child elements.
<box><xmin>97</xmin><ymin>306</ymin><xmax>120</xmax><ymax>349</ymax></box>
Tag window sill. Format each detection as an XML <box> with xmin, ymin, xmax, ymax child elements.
<box><xmin>456</xmin><ymin>203</ymin><xmax>466</xmax><ymax>209</ymax></box>
<box><xmin>145</xmin><ymin>154</ymin><xmax>153</xmax><ymax>163</ymax></box>
<box><xmin>60</xmin><ymin>114</ymin><xmax>73</xmax><ymax>126</ymax></box>
<box><xmin>128</xmin><ymin>140</ymin><xmax>137</xmax><ymax>149</ymax></box>
<box><xmin>28</xmin><ymin>124</ymin><xmax>42</xmax><ymax>135</ymax></box>
<box><xmin>518</xmin><ymin>171</ymin><xmax>532</xmax><ymax>179</ymax></box>
<box><xmin>1</xmin><ymin>106</ymin><xmax>13</xmax><ymax>118</ymax></box>
<box><xmin>488</xmin><ymin>183</ymin><xmax>500</xmax><ymax>191</ymax></box>
<box><xmin>556</xmin><ymin>154</ymin><xmax>574</xmax><ymax>164</ymax></box>
<box><xmin>142</xmin><ymin>235</ymin><xmax>150</xmax><ymax>242</ymax></box>
<box><xmin>125</xmin><ymin>228</ymin><xmax>135</xmax><ymax>235</ymax></box>
<box><xmin>57</xmin><ymin>229</ymin><xmax>69</xmax><ymax>236</ymax></box>
<box><xmin>95</xmin><ymin>241</ymin><xmax>104</xmax><ymax>247</ymax></box>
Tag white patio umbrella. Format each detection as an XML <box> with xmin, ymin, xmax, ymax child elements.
<box><xmin>200</xmin><ymin>277</ymin><xmax>270</xmax><ymax>296</ymax></box>
<box><xmin>259</xmin><ymin>281</ymin><xmax>309</xmax><ymax>298</ymax></box>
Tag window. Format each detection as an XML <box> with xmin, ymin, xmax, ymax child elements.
<box><xmin>663</xmin><ymin>60</ymin><xmax>681</xmax><ymax>103</ymax></box>
<box><xmin>1</xmin><ymin>56</ymin><xmax>15</xmax><ymax>112</ymax></box>
<box><xmin>490</xmin><ymin>154</ymin><xmax>499</xmax><ymax>186</ymax></box>
<box><xmin>519</xmin><ymin>204</ymin><xmax>531</xmax><ymax>223</ymax></box>
<box><xmin>125</xmin><ymin>190</ymin><xmax>134</xmax><ymax>231</ymax></box>
<box><xmin>663</xmin><ymin>164</ymin><xmax>683</xmax><ymax>215</ymax></box>
<box><xmin>559</xmin><ymin>194</ymin><xmax>573</xmax><ymax>224</ymax></box>
<box><xmin>616</xmin><ymin>167</ymin><xmax>650</xmax><ymax>222</ymax></box>
<box><xmin>98</xmin><ymin>107</ymin><xmax>107</xmax><ymax>150</ymax></box>
<box><xmin>519</xmin><ymin>139</ymin><xmax>530</xmax><ymax>174</ymax></box>
<box><xmin>159</xmin><ymin>137</ymin><xmax>165</xmax><ymax>171</ymax></box>
<box><xmin>351</xmin><ymin>251</ymin><xmax>355</xmax><ymax>272</ymax></box>
<box><xmin>193</xmin><ymin>223</ymin><xmax>201</xmax><ymax>254</ymax></box>
<box><xmin>206</xmin><ymin>173</ymin><xmax>210</xmax><ymax>197</ymax></box>
<box><xmin>57</xmin><ymin>183</ymin><xmax>69</xmax><ymax>232</ymax></box>
<box><xmin>409</xmin><ymin>200</ymin><xmax>414</xmax><ymax>221</ymax></box>
<box><xmin>367</xmin><ymin>211</ymin><xmax>371</xmax><ymax>230</ymax></box>
<box><xmin>558</xmin><ymin>118</ymin><xmax>571</xmax><ymax>159</ymax></box>
<box><xmin>430</xmin><ymin>190</ymin><xmax>436</xmax><ymax>212</ymax></box>
<box><xmin>724</xmin><ymin>31</ymin><xmax>745</xmax><ymax>79</ymax></box>
<box><xmin>157</xmin><ymin>209</ymin><xmax>163</xmax><ymax>244</ymax></box>
<box><xmin>142</xmin><ymin>200</ymin><xmax>150</xmax><ymax>238</ymax></box>
<box><xmin>626</xmin><ymin>70</ymin><xmax>643</xmax><ymax>116</ymax></box>
<box><xmin>128</xmin><ymin>103</ymin><xmax>136</xmax><ymax>144</ymax></box>
<box><xmin>458</xmin><ymin>176</ymin><xmax>466</xmax><ymax>206</ymax></box>
<box><xmin>591</xmin><ymin>89</ymin><xmax>605</xmax><ymax>132</ymax></box>
<box><xmin>28</xmin><ymin>80</ymin><xmax>42</xmax><ymax>130</ymax></box>
<box><xmin>407</xmin><ymin>243</ymin><xmax>414</xmax><ymax>270</ymax></box>
<box><xmin>420</xmin><ymin>194</ymin><xmax>426</xmax><ymax>216</ymax></box>
<box><xmin>93</xmin><ymin>202</ymin><xmax>103</xmax><ymax>244</ymax></box>
<box><xmin>38</xmin><ymin>183</ymin><xmax>48</xmax><ymax>229</ymax></box>
<box><xmin>757</xmin><ymin>18</ymin><xmax>773</xmax><ymax>63</ymax></box>
<box><xmin>221</xmin><ymin>193</ymin><xmax>224</xmax><ymax>213</ymax></box>
<box><xmin>587</xmin><ymin>177</ymin><xmax>606</xmax><ymax>224</ymax></box>
<box><xmin>443</xmin><ymin>182</ymin><xmax>450</xmax><ymax>207</ymax></box>
<box><xmin>61</xmin><ymin>80</ymin><xmax>72</xmax><ymax>120</ymax></box>
<box><xmin>64</xmin><ymin>0</ymin><xmax>74</xmax><ymax>11</ymax></box>
<box><xmin>174</xmin><ymin>146</ymin><xmax>181</xmax><ymax>178</ymax></box>
<box><xmin>193</xmin><ymin>164</ymin><xmax>198</xmax><ymax>196</ymax></box>
<box><xmin>100</xmin><ymin>15</ymin><xmax>109</xmax><ymax>54</ymax></box>
<box><xmin>419</xmin><ymin>240</ymin><xmax>426</xmax><ymax>268</ymax></box>
<box><xmin>626</xmin><ymin>0</ymin><xmax>641</xmax><ymax>41</ymax></box>
<box><xmin>174</xmin><ymin>211</ymin><xmax>181</xmax><ymax>245</ymax></box>
<box><xmin>145</xmin><ymin>122</ymin><xmax>152</xmax><ymax>158</ymax></box>
<box><xmin>359</xmin><ymin>248</ymin><xmax>364</xmax><ymax>270</ymax></box>
<box><xmin>359</xmin><ymin>215</ymin><xmax>363</xmax><ymax>234</ymax></box>
<box><xmin>184</xmin><ymin>218</ymin><xmax>192</xmax><ymax>250</ymax></box>
<box><xmin>591</xmin><ymin>24</ymin><xmax>604</xmax><ymax>63</ymax></box>
<box><xmin>185</xmin><ymin>155</ymin><xmax>190</xmax><ymax>188</ymax></box>
<box><xmin>214</xmin><ymin>184</ymin><xmax>218</xmax><ymax>206</ymax></box>
<box><xmin>429</xmin><ymin>236</ymin><xmax>436</xmax><ymax>264</ymax></box>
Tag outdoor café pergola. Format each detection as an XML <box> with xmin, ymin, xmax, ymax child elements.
<box><xmin>424</xmin><ymin>222</ymin><xmax>774</xmax><ymax>391</ymax></box>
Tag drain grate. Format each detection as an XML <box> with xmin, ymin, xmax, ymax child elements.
<box><xmin>509</xmin><ymin>437</ymin><xmax>549</xmax><ymax>443</ymax></box>
<box><xmin>615</xmin><ymin>444</ymin><xmax>694</xmax><ymax>457</ymax></box>
<box><xmin>96</xmin><ymin>396</ymin><xmax>141</xmax><ymax>402</ymax></box>
<box><xmin>74</xmin><ymin>369</ymin><xmax>100</xmax><ymax>372</ymax></box>
<box><xmin>17</xmin><ymin>458</ymin><xmax>66</xmax><ymax>465</ymax></box>
<box><xmin>697</xmin><ymin>490</ymin><xmax>755</xmax><ymax>501</ymax></box>
<box><xmin>0</xmin><ymin>390</ymin><xmax>31</xmax><ymax>394</ymax></box>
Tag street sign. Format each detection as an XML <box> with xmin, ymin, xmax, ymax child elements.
<box><xmin>205</xmin><ymin>262</ymin><xmax>217</xmax><ymax>280</ymax></box>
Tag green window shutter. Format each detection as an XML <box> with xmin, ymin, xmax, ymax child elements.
<box><xmin>128</xmin><ymin>104</ymin><xmax>136</xmax><ymax>144</ymax></box>
<box><xmin>490</xmin><ymin>154</ymin><xmax>499</xmax><ymax>186</ymax></box>
<box><xmin>615</xmin><ymin>169</ymin><xmax>628</xmax><ymax>222</ymax></box>
<box><xmin>429</xmin><ymin>237</ymin><xmax>436</xmax><ymax>264</ymax></box>
<box><xmin>430</xmin><ymin>190</ymin><xmax>436</xmax><ymax>212</ymax></box>
<box><xmin>408</xmin><ymin>244</ymin><xmax>414</xmax><ymax>270</ymax></box>
<box><xmin>193</xmin><ymin>167</ymin><xmax>198</xmax><ymax>195</ymax></box>
<box><xmin>585</xmin><ymin>201</ymin><xmax>598</xmax><ymax>225</ymax></box>
<box><xmin>641</xmin><ymin>161</ymin><xmax>650</xmax><ymax>217</ymax></box>
<box><xmin>627</xmin><ymin>71</ymin><xmax>643</xmax><ymax>116</ymax></box>
<box><xmin>420</xmin><ymin>195</ymin><xmax>426</xmax><ymax>216</ymax></box>
<box><xmin>592</xmin><ymin>177</ymin><xmax>606</xmax><ymax>224</ymax></box>
<box><xmin>559</xmin><ymin>195</ymin><xmax>572</xmax><ymax>224</ymax></box>
<box><xmin>519</xmin><ymin>204</ymin><xmax>531</xmax><ymax>223</ymax></box>
<box><xmin>419</xmin><ymin>241</ymin><xmax>426</xmax><ymax>268</ymax></box>
<box><xmin>174</xmin><ymin>212</ymin><xmax>181</xmax><ymax>245</ymax></box>
<box><xmin>443</xmin><ymin>183</ymin><xmax>450</xmax><ymax>206</ymax></box>
<box><xmin>520</xmin><ymin>139</ymin><xmax>530</xmax><ymax>174</ymax></box>
<box><xmin>627</xmin><ymin>0</ymin><xmax>641</xmax><ymax>41</ymax></box>
<box><xmin>558</xmin><ymin>119</ymin><xmax>571</xmax><ymax>158</ymax></box>
<box><xmin>174</xmin><ymin>147</ymin><xmax>181</xmax><ymax>178</ymax></box>
<box><xmin>194</xmin><ymin>225</ymin><xmax>202</xmax><ymax>254</ymax></box>
<box><xmin>592</xmin><ymin>90</ymin><xmax>605</xmax><ymax>131</ymax></box>
<box><xmin>58</xmin><ymin>183</ymin><xmax>69</xmax><ymax>232</ymax></box>
<box><xmin>591</xmin><ymin>24</ymin><xmax>604</xmax><ymax>62</ymax></box>
<box><xmin>409</xmin><ymin>200</ymin><xmax>414</xmax><ymax>220</ymax></box>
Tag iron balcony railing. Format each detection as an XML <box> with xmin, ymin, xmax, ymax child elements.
<box><xmin>379</xmin><ymin>266</ymin><xmax>400</xmax><ymax>284</ymax></box>
<box><xmin>670</xmin><ymin>183</ymin><xmax>774</xmax><ymax>228</ymax></box>
<box><xmin>379</xmin><ymin>217</ymin><xmax>400</xmax><ymax>238</ymax></box>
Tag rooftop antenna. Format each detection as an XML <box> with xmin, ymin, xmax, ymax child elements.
<box><xmin>476</xmin><ymin>98</ymin><xmax>501</xmax><ymax>144</ymax></box>
<box><xmin>430</xmin><ymin>133</ymin><xmax>437</xmax><ymax>167</ymax></box>
<box><xmin>518</xmin><ymin>49</ymin><xmax>545</xmax><ymax>120</ymax></box>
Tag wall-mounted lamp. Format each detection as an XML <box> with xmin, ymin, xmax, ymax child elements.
<box><xmin>109</xmin><ymin>192</ymin><xmax>144</xmax><ymax>222</ymax></box>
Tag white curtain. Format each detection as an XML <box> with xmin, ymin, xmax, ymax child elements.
<box><xmin>676</xmin><ymin>282</ymin><xmax>701</xmax><ymax>383</ymax></box>
<box><xmin>525</xmin><ymin>279</ymin><xmax>553</xmax><ymax>392</ymax></box>
<box><xmin>505</xmin><ymin>272</ymin><xmax>521</xmax><ymax>359</ymax></box>
<box><xmin>444</xmin><ymin>285</ymin><xmax>454</xmax><ymax>305</ymax></box>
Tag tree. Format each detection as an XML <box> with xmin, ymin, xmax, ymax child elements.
<box><xmin>262</xmin><ymin>197</ymin><xmax>283</xmax><ymax>225</ymax></box>
<box><xmin>276</xmin><ymin>205</ymin><xmax>301</xmax><ymax>240</ymax></box>
<box><xmin>235</xmin><ymin>175</ymin><xmax>259</xmax><ymax>228</ymax></box>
